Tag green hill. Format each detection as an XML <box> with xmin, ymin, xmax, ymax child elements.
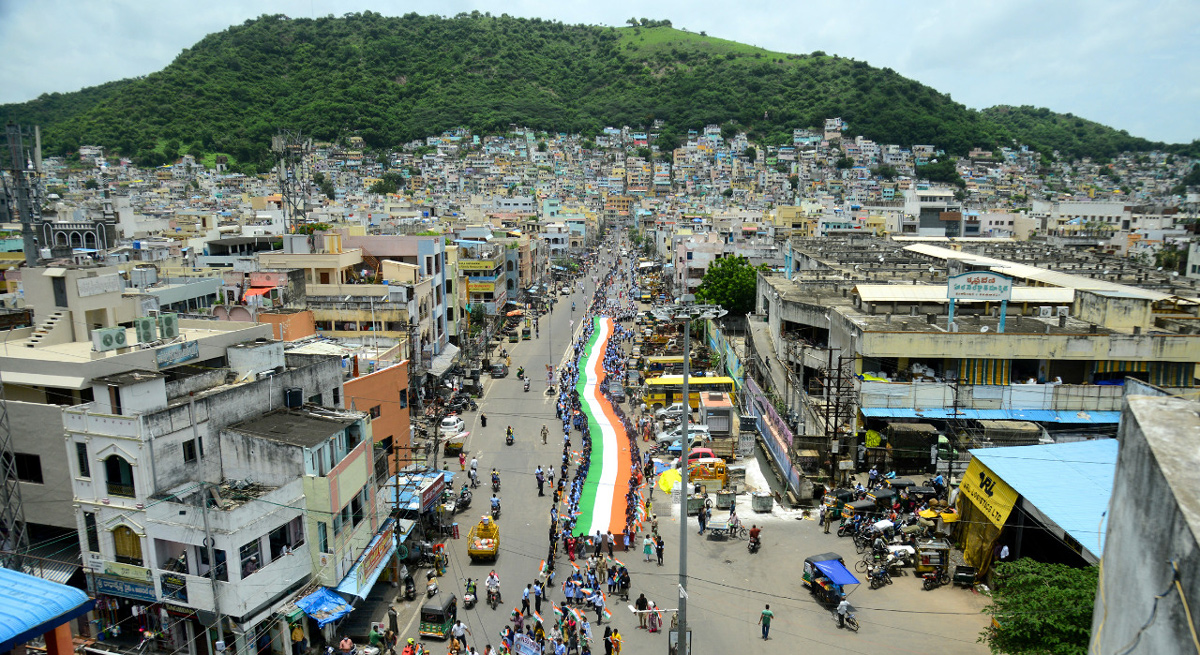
<box><xmin>3</xmin><ymin>12</ymin><xmax>1194</xmax><ymax>170</ymax></box>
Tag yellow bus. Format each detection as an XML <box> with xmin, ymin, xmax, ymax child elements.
<box><xmin>643</xmin><ymin>375</ymin><xmax>736</xmax><ymax>409</ymax></box>
<box><xmin>643</xmin><ymin>355</ymin><xmax>692</xmax><ymax>377</ymax></box>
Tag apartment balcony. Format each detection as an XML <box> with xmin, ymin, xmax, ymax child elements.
<box><xmin>64</xmin><ymin>405</ymin><xmax>143</xmax><ymax>439</ymax></box>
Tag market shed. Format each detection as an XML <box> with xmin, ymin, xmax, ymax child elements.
<box><xmin>0</xmin><ymin>567</ymin><xmax>94</xmax><ymax>654</ymax></box>
<box><xmin>955</xmin><ymin>439</ymin><xmax>1117</xmax><ymax>575</ymax></box>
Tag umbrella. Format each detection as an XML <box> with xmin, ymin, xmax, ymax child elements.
<box><xmin>506</xmin><ymin>310</ymin><xmax>524</xmax><ymax>317</ymax></box>
<box><xmin>657</xmin><ymin>468</ymin><xmax>682</xmax><ymax>493</ymax></box>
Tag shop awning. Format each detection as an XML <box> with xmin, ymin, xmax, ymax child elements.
<box><xmin>335</xmin><ymin>519</ymin><xmax>398</xmax><ymax>599</ymax></box>
<box><xmin>295</xmin><ymin>587</ymin><xmax>353</xmax><ymax>627</ymax></box>
<box><xmin>812</xmin><ymin>559</ymin><xmax>860</xmax><ymax>586</ymax></box>
<box><xmin>243</xmin><ymin>287</ymin><xmax>272</xmax><ymax>298</ymax></box>
<box><xmin>0</xmin><ymin>568</ymin><xmax>94</xmax><ymax>652</ymax></box>
<box><xmin>428</xmin><ymin>344</ymin><xmax>460</xmax><ymax>378</ymax></box>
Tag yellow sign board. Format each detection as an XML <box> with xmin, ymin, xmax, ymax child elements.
<box><xmin>458</xmin><ymin>261</ymin><xmax>496</xmax><ymax>271</ymax></box>
<box><xmin>959</xmin><ymin>458</ymin><xmax>1019</xmax><ymax>528</ymax></box>
<box><xmin>467</xmin><ymin>281</ymin><xmax>495</xmax><ymax>294</ymax></box>
<box><xmin>104</xmin><ymin>561</ymin><xmax>153</xmax><ymax>582</ymax></box>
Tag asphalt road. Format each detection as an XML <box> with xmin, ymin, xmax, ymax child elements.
<box><xmin>397</xmin><ymin>235</ymin><xmax>992</xmax><ymax>654</ymax></box>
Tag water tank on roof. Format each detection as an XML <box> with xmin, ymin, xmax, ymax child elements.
<box><xmin>284</xmin><ymin>387</ymin><xmax>304</xmax><ymax>409</ymax></box>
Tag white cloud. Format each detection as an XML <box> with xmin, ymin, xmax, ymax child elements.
<box><xmin>1</xmin><ymin>0</ymin><xmax>1196</xmax><ymax>142</ymax></box>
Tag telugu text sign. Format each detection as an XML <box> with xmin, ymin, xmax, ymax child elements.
<box><xmin>947</xmin><ymin>272</ymin><xmax>1013</xmax><ymax>301</ymax></box>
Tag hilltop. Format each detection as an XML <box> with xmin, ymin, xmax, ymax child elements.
<box><xmin>3</xmin><ymin>12</ymin><xmax>1195</xmax><ymax>170</ymax></box>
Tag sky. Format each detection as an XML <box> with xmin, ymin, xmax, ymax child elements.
<box><xmin>1</xmin><ymin>0</ymin><xmax>1197</xmax><ymax>144</ymax></box>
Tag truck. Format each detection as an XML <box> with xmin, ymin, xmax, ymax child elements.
<box><xmin>700</xmin><ymin>391</ymin><xmax>738</xmax><ymax>460</ymax></box>
<box><xmin>466</xmin><ymin>517</ymin><xmax>500</xmax><ymax>561</ymax></box>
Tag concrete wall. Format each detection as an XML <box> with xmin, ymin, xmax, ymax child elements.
<box><xmin>1091</xmin><ymin>396</ymin><xmax>1200</xmax><ymax>654</ymax></box>
<box><xmin>345</xmin><ymin>361</ymin><xmax>410</xmax><ymax>471</ymax></box>
<box><xmin>1075</xmin><ymin>290</ymin><xmax>1152</xmax><ymax>330</ymax></box>
<box><xmin>218</xmin><ymin>430</ymin><xmax>307</xmax><ymax>488</ymax></box>
<box><xmin>9</xmin><ymin>401</ymin><xmax>77</xmax><ymax>529</ymax></box>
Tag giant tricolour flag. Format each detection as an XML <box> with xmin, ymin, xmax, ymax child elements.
<box><xmin>573</xmin><ymin>317</ymin><xmax>633</xmax><ymax>536</ymax></box>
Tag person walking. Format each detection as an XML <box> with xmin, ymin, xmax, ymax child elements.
<box><xmin>634</xmin><ymin>594</ymin><xmax>648</xmax><ymax>629</ymax></box>
<box><xmin>536</xmin><ymin>467</ymin><xmax>546</xmax><ymax>497</ymax></box>
<box><xmin>655</xmin><ymin>535</ymin><xmax>665</xmax><ymax>566</ymax></box>
<box><xmin>758</xmin><ymin>604</ymin><xmax>774</xmax><ymax>640</ymax></box>
<box><xmin>521</xmin><ymin>584</ymin><xmax>532</xmax><ymax>615</ymax></box>
<box><xmin>642</xmin><ymin>534</ymin><xmax>653</xmax><ymax>562</ymax></box>
<box><xmin>542</xmin><ymin>425</ymin><xmax>549</xmax><ymax>445</ymax></box>
<box><xmin>534</xmin><ymin>580</ymin><xmax>544</xmax><ymax>614</ymax></box>
<box><xmin>480</xmin><ymin>413</ymin><xmax>488</xmax><ymax>428</ymax></box>
<box><xmin>605</xmin><ymin>531</ymin><xmax>614</xmax><ymax>557</ymax></box>
<box><xmin>602</xmin><ymin>627</ymin><xmax>613</xmax><ymax>655</ymax></box>
<box><xmin>592</xmin><ymin>589</ymin><xmax>605</xmax><ymax>624</ymax></box>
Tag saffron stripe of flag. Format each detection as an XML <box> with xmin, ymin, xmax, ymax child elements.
<box><xmin>612</xmin><ymin>558</ymin><xmax>625</xmax><ymax>567</ymax></box>
<box><xmin>603</xmin><ymin>608</ymin><xmax>613</xmax><ymax>620</ymax></box>
<box><xmin>533</xmin><ymin>610</ymin><xmax>543</xmax><ymax>624</ymax></box>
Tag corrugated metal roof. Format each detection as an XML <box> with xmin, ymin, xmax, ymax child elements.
<box><xmin>970</xmin><ymin>439</ymin><xmax>1118</xmax><ymax>558</ymax></box>
<box><xmin>902</xmin><ymin>244</ymin><xmax>1172</xmax><ymax>301</ymax></box>
<box><xmin>0</xmin><ymin>567</ymin><xmax>93</xmax><ymax>652</ymax></box>
<box><xmin>19</xmin><ymin>541</ymin><xmax>82</xmax><ymax>586</ymax></box>
<box><xmin>853</xmin><ymin>284</ymin><xmax>1074</xmax><ymax>304</ymax></box>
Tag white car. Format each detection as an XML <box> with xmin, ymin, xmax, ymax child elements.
<box><xmin>655</xmin><ymin>402</ymin><xmax>688</xmax><ymax>420</ymax></box>
<box><xmin>439</xmin><ymin>415</ymin><xmax>465</xmax><ymax>438</ymax></box>
<box><xmin>655</xmin><ymin>423</ymin><xmax>710</xmax><ymax>445</ymax></box>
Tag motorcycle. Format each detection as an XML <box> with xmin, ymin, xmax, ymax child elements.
<box><xmin>463</xmin><ymin>585</ymin><xmax>477</xmax><ymax>610</ymax></box>
<box><xmin>748</xmin><ymin>535</ymin><xmax>761</xmax><ymax>554</ymax></box>
<box><xmin>491</xmin><ymin>499</ymin><xmax>502</xmax><ymax>520</ymax></box>
<box><xmin>426</xmin><ymin>570</ymin><xmax>439</xmax><ymax>598</ymax></box>
<box><xmin>505</xmin><ymin>432</ymin><xmax>514</xmax><ymax>446</ymax></box>
<box><xmin>403</xmin><ymin>574</ymin><xmax>416</xmax><ymax>601</ymax></box>
<box><xmin>868</xmin><ymin>564</ymin><xmax>893</xmax><ymax>589</ymax></box>
<box><xmin>487</xmin><ymin>586</ymin><xmax>501</xmax><ymax>610</ymax></box>
<box><xmin>455</xmin><ymin>489</ymin><xmax>472</xmax><ymax>513</ymax></box>
<box><xmin>922</xmin><ymin>567</ymin><xmax>950</xmax><ymax>591</ymax></box>
<box><xmin>523</xmin><ymin>379</ymin><xmax>530</xmax><ymax>392</ymax></box>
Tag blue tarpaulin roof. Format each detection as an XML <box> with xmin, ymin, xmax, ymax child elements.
<box><xmin>860</xmin><ymin>407</ymin><xmax>1121</xmax><ymax>424</ymax></box>
<box><xmin>295</xmin><ymin>587</ymin><xmax>353</xmax><ymax>627</ymax></box>
<box><xmin>0</xmin><ymin>568</ymin><xmax>94</xmax><ymax>652</ymax></box>
<box><xmin>380</xmin><ymin>470</ymin><xmax>456</xmax><ymax>511</ymax></box>
<box><xmin>970</xmin><ymin>440</ymin><xmax>1117</xmax><ymax>561</ymax></box>
<box><xmin>335</xmin><ymin>519</ymin><xmax>398</xmax><ymax>599</ymax></box>
<box><xmin>813</xmin><ymin>559</ymin><xmax>860</xmax><ymax>586</ymax></box>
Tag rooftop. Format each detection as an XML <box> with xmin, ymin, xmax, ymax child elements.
<box><xmin>227</xmin><ymin>407</ymin><xmax>362</xmax><ymax>448</ymax></box>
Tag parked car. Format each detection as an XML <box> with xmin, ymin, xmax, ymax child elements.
<box><xmin>655</xmin><ymin>423</ymin><xmax>711</xmax><ymax>445</ymax></box>
<box><xmin>655</xmin><ymin>402</ymin><xmax>688</xmax><ymax>420</ymax></box>
<box><xmin>489</xmin><ymin>364</ymin><xmax>509</xmax><ymax>378</ymax></box>
<box><xmin>439</xmin><ymin>415</ymin><xmax>466</xmax><ymax>438</ymax></box>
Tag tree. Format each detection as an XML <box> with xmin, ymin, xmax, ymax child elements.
<box><xmin>536</xmin><ymin>141</ymin><xmax>547</xmax><ymax>152</ymax></box>
<box><xmin>695</xmin><ymin>256</ymin><xmax>762</xmax><ymax>317</ymax></box>
<box><xmin>721</xmin><ymin>188</ymin><xmax>734</xmax><ymax>198</ymax></box>
<box><xmin>980</xmin><ymin>559</ymin><xmax>1098</xmax><ymax>655</ymax></box>
<box><xmin>836</xmin><ymin>157</ymin><xmax>854</xmax><ymax>170</ymax></box>
<box><xmin>745</xmin><ymin>146</ymin><xmax>757</xmax><ymax>163</ymax></box>
<box><xmin>83</xmin><ymin>178</ymin><xmax>99</xmax><ymax>190</ymax></box>
<box><xmin>788</xmin><ymin>174</ymin><xmax>799</xmax><ymax>189</ymax></box>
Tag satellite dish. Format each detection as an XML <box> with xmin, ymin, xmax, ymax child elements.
<box><xmin>980</xmin><ymin>326</ymin><xmax>989</xmax><ymax>333</ymax></box>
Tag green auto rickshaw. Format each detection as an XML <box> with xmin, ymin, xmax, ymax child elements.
<box><xmin>418</xmin><ymin>593</ymin><xmax>458</xmax><ymax>639</ymax></box>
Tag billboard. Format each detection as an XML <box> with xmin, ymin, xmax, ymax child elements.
<box><xmin>947</xmin><ymin>272</ymin><xmax>1012</xmax><ymax>301</ymax></box>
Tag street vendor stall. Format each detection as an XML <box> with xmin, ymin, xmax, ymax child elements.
<box><xmin>467</xmin><ymin>516</ymin><xmax>500</xmax><ymax>561</ymax></box>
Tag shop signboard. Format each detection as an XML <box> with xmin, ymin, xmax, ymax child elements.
<box><xmin>96</xmin><ymin>574</ymin><xmax>157</xmax><ymax>603</ymax></box>
<box><xmin>161</xmin><ymin>573</ymin><xmax>188</xmax><ymax>602</ymax></box>
<box><xmin>358</xmin><ymin>523</ymin><xmax>396</xmax><ymax>587</ymax></box>
<box><xmin>104</xmin><ymin>561</ymin><xmax>153</xmax><ymax>582</ymax></box>
<box><xmin>419</xmin><ymin>475</ymin><xmax>445</xmax><ymax>513</ymax></box>
<box><xmin>459</xmin><ymin>261</ymin><xmax>496</xmax><ymax>271</ymax></box>
<box><xmin>959</xmin><ymin>458</ymin><xmax>1019</xmax><ymax>528</ymax></box>
<box><xmin>947</xmin><ymin>272</ymin><xmax>1012</xmax><ymax>301</ymax></box>
<box><xmin>156</xmin><ymin>340</ymin><xmax>200</xmax><ymax>368</ymax></box>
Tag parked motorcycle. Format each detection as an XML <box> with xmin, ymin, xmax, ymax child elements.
<box><xmin>426</xmin><ymin>570</ymin><xmax>439</xmax><ymax>598</ymax></box>
<box><xmin>922</xmin><ymin>567</ymin><xmax>950</xmax><ymax>591</ymax></box>
<box><xmin>403</xmin><ymin>574</ymin><xmax>416</xmax><ymax>601</ymax></box>
<box><xmin>868</xmin><ymin>564</ymin><xmax>893</xmax><ymax>589</ymax></box>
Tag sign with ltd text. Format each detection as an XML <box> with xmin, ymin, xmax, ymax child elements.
<box><xmin>156</xmin><ymin>340</ymin><xmax>200</xmax><ymax>368</ymax></box>
<box><xmin>948</xmin><ymin>272</ymin><xmax>1012</xmax><ymax>301</ymax></box>
<box><xmin>959</xmin><ymin>458</ymin><xmax>1019</xmax><ymax>528</ymax></box>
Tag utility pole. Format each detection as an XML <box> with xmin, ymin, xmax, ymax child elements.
<box><xmin>199</xmin><ymin>486</ymin><xmax>225</xmax><ymax>650</ymax></box>
<box><xmin>652</xmin><ymin>297</ymin><xmax>727</xmax><ymax>655</ymax></box>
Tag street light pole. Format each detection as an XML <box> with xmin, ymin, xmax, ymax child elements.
<box><xmin>652</xmin><ymin>296</ymin><xmax>726</xmax><ymax>655</ymax></box>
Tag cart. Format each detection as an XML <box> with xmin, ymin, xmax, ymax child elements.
<box><xmin>914</xmin><ymin>539</ymin><xmax>952</xmax><ymax>574</ymax></box>
<box><xmin>952</xmin><ymin>565</ymin><xmax>977</xmax><ymax>587</ymax></box>
<box><xmin>802</xmin><ymin>553</ymin><xmax>861</xmax><ymax>605</ymax></box>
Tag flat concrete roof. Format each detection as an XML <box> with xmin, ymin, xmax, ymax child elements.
<box><xmin>0</xmin><ymin>321</ymin><xmax>260</xmax><ymax>365</ymax></box>
<box><xmin>227</xmin><ymin>408</ymin><xmax>359</xmax><ymax>448</ymax></box>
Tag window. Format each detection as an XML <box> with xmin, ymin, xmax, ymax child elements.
<box><xmin>8</xmin><ymin>453</ymin><xmax>43</xmax><ymax>484</ymax></box>
<box><xmin>105</xmin><ymin>455</ymin><xmax>135</xmax><ymax>497</ymax></box>
<box><xmin>308</xmin><ymin>393</ymin><xmax>322</xmax><ymax>404</ymax></box>
<box><xmin>369</xmin><ymin>405</ymin><xmax>382</xmax><ymax>419</ymax></box>
<box><xmin>239</xmin><ymin>539</ymin><xmax>261</xmax><ymax>578</ymax></box>
<box><xmin>318</xmin><ymin>522</ymin><xmax>329</xmax><ymax>553</ymax></box>
<box><xmin>332</xmin><ymin>388</ymin><xmax>340</xmax><ymax>406</ymax></box>
<box><xmin>112</xmin><ymin>525</ymin><xmax>143</xmax><ymax>566</ymax></box>
<box><xmin>445</xmin><ymin>279</ymin><xmax>453</xmax><ymax>294</ymax></box>
<box><xmin>75</xmin><ymin>442</ymin><xmax>90</xmax><ymax>478</ymax></box>
<box><xmin>350</xmin><ymin>491</ymin><xmax>364</xmax><ymax>527</ymax></box>
<box><xmin>83</xmin><ymin>512</ymin><xmax>100</xmax><ymax>552</ymax></box>
<box><xmin>198</xmin><ymin>547</ymin><xmax>228</xmax><ymax>581</ymax></box>
<box><xmin>398</xmin><ymin>389</ymin><xmax>408</xmax><ymax>409</ymax></box>
<box><xmin>183</xmin><ymin>439</ymin><xmax>198</xmax><ymax>464</ymax></box>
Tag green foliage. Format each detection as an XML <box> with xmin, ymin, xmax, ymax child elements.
<box><xmin>919</xmin><ymin>158</ymin><xmax>966</xmax><ymax>188</ymax></box>
<box><xmin>835</xmin><ymin>157</ymin><xmax>854</xmax><ymax>169</ymax></box>
<box><xmin>744</xmin><ymin>146</ymin><xmax>757</xmax><ymax>163</ymax></box>
<box><xmin>872</xmin><ymin>164</ymin><xmax>898</xmax><ymax>180</ymax></box>
<box><xmin>83</xmin><ymin>178</ymin><xmax>99</xmax><ymax>190</ymax></box>
<box><xmin>787</xmin><ymin>174</ymin><xmax>799</xmax><ymax>189</ymax></box>
<box><xmin>368</xmin><ymin>171</ymin><xmax>406</xmax><ymax>195</ymax></box>
<box><xmin>980</xmin><ymin>559</ymin><xmax>1098</xmax><ymax>655</ymax></box>
<box><xmin>721</xmin><ymin>188</ymin><xmax>733</xmax><ymax>197</ymax></box>
<box><xmin>536</xmin><ymin>141</ymin><xmax>547</xmax><ymax>152</ymax></box>
<box><xmin>295</xmin><ymin>222</ymin><xmax>331</xmax><ymax>235</ymax></box>
<box><xmin>1173</xmin><ymin>163</ymin><xmax>1200</xmax><ymax>194</ymax></box>
<box><xmin>635</xmin><ymin>147</ymin><xmax>651</xmax><ymax>160</ymax></box>
<box><xmin>1</xmin><ymin>13</ymin><xmax>1188</xmax><ymax>160</ymax></box>
<box><xmin>695</xmin><ymin>256</ymin><xmax>762</xmax><ymax>316</ymax></box>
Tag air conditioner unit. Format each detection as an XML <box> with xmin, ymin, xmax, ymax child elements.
<box><xmin>1038</xmin><ymin>306</ymin><xmax>1053</xmax><ymax>318</ymax></box>
<box><xmin>91</xmin><ymin>327</ymin><xmax>128</xmax><ymax>352</ymax></box>
<box><xmin>133</xmin><ymin>317</ymin><xmax>157</xmax><ymax>343</ymax></box>
<box><xmin>1056</xmin><ymin>306</ymin><xmax>1070</xmax><ymax>316</ymax></box>
<box><xmin>158</xmin><ymin>313</ymin><xmax>179</xmax><ymax>339</ymax></box>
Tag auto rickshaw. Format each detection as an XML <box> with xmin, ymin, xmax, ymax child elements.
<box><xmin>909</xmin><ymin>486</ymin><xmax>938</xmax><ymax>502</ymax></box>
<box><xmin>801</xmin><ymin>552</ymin><xmax>861</xmax><ymax>605</ymax></box>
<box><xmin>418</xmin><ymin>593</ymin><xmax>458</xmax><ymax>639</ymax></box>
<box><xmin>867</xmin><ymin>487</ymin><xmax>895</xmax><ymax>509</ymax></box>
<box><xmin>887</xmin><ymin>478</ymin><xmax>916</xmax><ymax>492</ymax></box>
<box><xmin>823</xmin><ymin>488</ymin><xmax>854</xmax><ymax>509</ymax></box>
<box><xmin>843</xmin><ymin>499</ymin><xmax>876</xmax><ymax>519</ymax></box>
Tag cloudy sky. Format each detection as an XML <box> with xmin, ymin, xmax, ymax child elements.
<box><xmin>2</xmin><ymin>0</ymin><xmax>1197</xmax><ymax>143</ymax></box>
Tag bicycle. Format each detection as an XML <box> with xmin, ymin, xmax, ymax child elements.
<box><xmin>833</xmin><ymin>608</ymin><xmax>859</xmax><ymax>632</ymax></box>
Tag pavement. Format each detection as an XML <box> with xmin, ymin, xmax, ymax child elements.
<box><xmin>373</xmin><ymin>239</ymin><xmax>993</xmax><ymax>654</ymax></box>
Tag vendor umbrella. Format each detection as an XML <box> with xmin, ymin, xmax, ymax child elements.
<box><xmin>657</xmin><ymin>468</ymin><xmax>682</xmax><ymax>493</ymax></box>
<box><xmin>506</xmin><ymin>310</ymin><xmax>524</xmax><ymax>316</ymax></box>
